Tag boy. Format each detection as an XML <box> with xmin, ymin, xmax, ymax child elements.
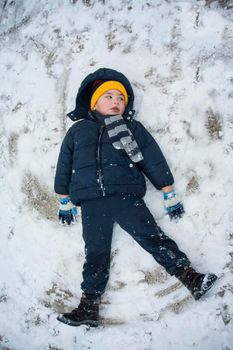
<box><xmin>54</xmin><ymin>68</ymin><xmax>217</xmax><ymax>327</ymax></box>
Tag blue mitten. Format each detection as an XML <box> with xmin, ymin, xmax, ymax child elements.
<box><xmin>163</xmin><ymin>190</ymin><xmax>184</xmax><ymax>220</ymax></box>
<box><xmin>58</xmin><ymin>197</ymin><xmax>78</xmax><ymax>225</ymax></box>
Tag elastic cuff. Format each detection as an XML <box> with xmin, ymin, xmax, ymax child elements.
<box><xmin>59</xmin><ymin>197</ymin><xmax>71</xmax><ymax>205</ymax></box>
<box><xmin>163</xmin><ymin>190</ymin><xmax>176</xmax><ymax>200</ymax></box>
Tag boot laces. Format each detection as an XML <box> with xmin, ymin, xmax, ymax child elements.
<box><xmin>178</xmin><ymin>267</ymin><xmax>204</xmax><ymax>290</ymax></box>
<box><xmin>72</xmin><ymin>295</ymin><xmax>99</xmax><ymax>314</ymax></box>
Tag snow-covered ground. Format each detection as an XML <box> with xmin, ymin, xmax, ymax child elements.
<box><xmin>0</xmin><ymin>1</ymin><xmax>233</xmax><ymax>349</ymax></box>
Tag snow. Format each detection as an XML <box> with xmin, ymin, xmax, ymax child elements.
<box><xmin>0</xmin><ymin>0</ymin><xmax>233</xmax><ymax>349</ymax></box>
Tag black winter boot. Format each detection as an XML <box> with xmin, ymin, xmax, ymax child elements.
<box><xmin>176</xmin><ymin>267</ymin><xmax>218</xmax><ymax>300</ymax></box>
<box><xmin>57</xmin><ymin>294</ymin><xmax>100</xmax><ymax>327</ymax></box>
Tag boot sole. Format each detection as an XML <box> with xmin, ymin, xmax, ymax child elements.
<box><xmin>193</xmin><ymin>273</ymin><xmax>218</xmax><ymax>300</ymax></box>
<box><xmin>57</xmin><ymin>314</ymin><xmax>99</xmax><ymax>327</ymax></box>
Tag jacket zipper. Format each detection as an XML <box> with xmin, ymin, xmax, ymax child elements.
<box><xmin>97</xmin><ymin>125</ymin><xmax>106</xmax><ymax>196</ymax></box>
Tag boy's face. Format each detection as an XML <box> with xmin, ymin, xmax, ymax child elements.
<box><xmin>94</xmin><ymin>89</ymin><xmax>126</xmax><ymax>116</ymax></box>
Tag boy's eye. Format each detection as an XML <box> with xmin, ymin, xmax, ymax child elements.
<box><xmin>104</xmin><ymin>94</ymin><xmax>124</xmax><ymax>101</ymax></box>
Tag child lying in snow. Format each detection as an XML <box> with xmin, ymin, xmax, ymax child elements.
<box><xmin>54</xmin><ymin>67</ymin><xmax>217</xmax><ymax>327</ymax></box>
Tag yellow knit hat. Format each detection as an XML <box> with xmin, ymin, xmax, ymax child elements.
<box><xmin>90</xmin><ymin>80</ymin><xmax>128</xmax><ymax>110</ymax></box>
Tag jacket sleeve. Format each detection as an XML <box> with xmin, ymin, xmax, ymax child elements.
<box><xmin>133</xmin><ymin>121</ymin><xmax>174</xmax><ymax>190</ymax></box>
<box><xmin>54</xmin><ymin>128</ymin><xmax>74</xmax><ymax>195</ymax></box>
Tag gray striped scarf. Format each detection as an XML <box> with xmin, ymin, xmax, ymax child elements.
<box><xmin>104</xmin><ymin>114</ymin><xmax>144</xmax><ymax>163</ymax></box>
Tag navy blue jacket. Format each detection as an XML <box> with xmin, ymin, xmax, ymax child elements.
<box><xmin>54</xmin><ymin>68</ymin><xmax>174</xmax><ymax>205</ymax></box>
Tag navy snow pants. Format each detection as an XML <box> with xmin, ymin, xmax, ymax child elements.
<box><xmin>80</xmin><ymin>195</ymin><xmax>190</xmax><ymax>297</ymax></box>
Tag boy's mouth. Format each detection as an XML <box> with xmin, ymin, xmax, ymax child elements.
<box><xmin>111</xmin><ymin>107</ymin><xmax>120</xmax><ymax>113</ymax></box>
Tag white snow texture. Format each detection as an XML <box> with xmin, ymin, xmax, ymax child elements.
<box><xmin>0</xmin><ymin>1</ymin><xmax>233</xmax><ymax>349</ymax></box>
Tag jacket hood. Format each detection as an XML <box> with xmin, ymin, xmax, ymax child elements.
<box><xmin>67</xmin><ymin>67</ymin><xmax>135</xmax><ymax>122</ymax></box>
